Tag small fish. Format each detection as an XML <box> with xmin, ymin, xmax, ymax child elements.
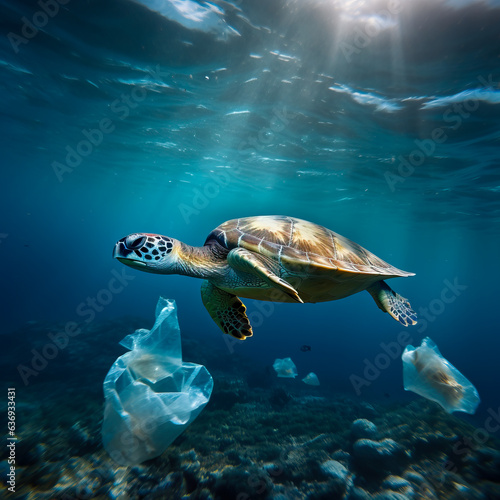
<box><xmin>300</xmin><ymin>345</ymin><xmax>311</xmax><ymax>352</ymax></box>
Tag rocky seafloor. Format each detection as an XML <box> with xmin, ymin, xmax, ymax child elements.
<box><xmin>1</xmin><ymin>318</ymin><xmax>500</xmax><ymax>500</ymax></box>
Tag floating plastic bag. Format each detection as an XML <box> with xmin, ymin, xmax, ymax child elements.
<box><xmin>402</xmin><ymin>337</ymin><xmax>479</xmax><ymax>414</ymax></box>
<box><xmin>102</xmin><ymin>297</ymin><xmax>213</xmax><ymax>465</ymax></box>
<box><xmin>273</xmin><ymin>357</ymin><xmax>298</xmax><ymax>378</ymax></box>
<box><xmin>302</xmin><ymin>372</ymin><xmax>320</xmax><ymax>386</ymax></box>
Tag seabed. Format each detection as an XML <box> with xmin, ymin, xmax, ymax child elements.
<box><xmin>2</xmin><ymin>318</ymin><xmax>500</xmax><ymax>500</ymax></box>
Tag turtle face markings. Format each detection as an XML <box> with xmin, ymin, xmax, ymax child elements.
<box><xmin>113</xmin><ymin>233</ymin><xmax>176</xmax><ymax>272</ymax></box>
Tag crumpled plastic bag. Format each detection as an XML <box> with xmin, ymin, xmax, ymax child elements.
<box><xmin>102</xmin><ymin>297</ymin><xmax>213</xmax><ymax>465</ymax></box>
<box><xmin>402</xmin><ymin>337</ymin><xmax>480</xmax><ymax>414</ymax></box>
<box><xmin>273</xmin><ymin>357</ymin><xmax>298</xmax><ymax>378</ymax></box>
<box><xmin>302</xmin><ymin>372</ymin><xmax>320</xmax><ymax>386</ymax></box>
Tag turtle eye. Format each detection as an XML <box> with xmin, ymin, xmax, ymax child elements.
<box><xmin>125</xmin><ymin>235</ymin><xmax>147</xmax><ymax>250</ymax></box>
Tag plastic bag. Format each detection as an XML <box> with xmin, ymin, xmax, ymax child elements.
<box><xmin>402</xmin><ymin>337</ymin><xmax>479</xmax><ymax>414</ymax></box>
<box><xmin>273</xmin><ymin>357</ymin><xmax>298</xmax><ymax>378</ymax></box>
<box><xmin>102</xmin><ymin>297</ymin><xmax>213</xmax><ymax>465</ymax></box>
<box><xmin>302</xmin><ymin>372</ymin><xmax>320</xmax><ymax>386</ymax></box>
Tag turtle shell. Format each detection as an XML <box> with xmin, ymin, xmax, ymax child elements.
<box><xmin>205</xmin><ymin>215</ymin><xmax>413</xmax><ymax>278</ymax></box>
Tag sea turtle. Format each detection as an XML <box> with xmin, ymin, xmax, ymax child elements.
<box><xmin>113</xmin><ymin>215</ymin><xmax>417</xmax><ymax>339</ymax></box>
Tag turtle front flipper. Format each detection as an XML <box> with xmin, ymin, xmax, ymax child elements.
<box><xmin>201</xmin><ymin>280</ymin><xmax>253</xmax><ymax>339</ymax></box>
<box><xmin>367</xmin><ymin>281</ymin><xmax>417</xmax><ymax>327</ymax></box>
<box><xmin>227</xmin><ymin>248</ymin><xmax>304</xmax><ymax>303</ymax></box>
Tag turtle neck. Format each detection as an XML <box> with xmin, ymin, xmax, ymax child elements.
<box><xmin>173</xmin><ymin>242</ymin><xmax>228</xmax><ymax>280</ymax></box>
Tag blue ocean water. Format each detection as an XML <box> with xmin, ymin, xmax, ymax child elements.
<box><xmin>2</xmin><ymin>0</ymin><xmax>500</xmax><ymax>497</ymax></box>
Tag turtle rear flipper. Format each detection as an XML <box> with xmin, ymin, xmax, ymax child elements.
<box><xmin>201</xmin><ymin>280</ymin><xmax>253</xmax><ymax>339</ymax></box>
<box><xmin>367</xmin><ymin>281</ymin><xmax>417</xmax><ymax>327</ymax></box>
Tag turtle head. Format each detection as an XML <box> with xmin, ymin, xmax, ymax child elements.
<box><xmin>113</xmin><ymin>233</ymin><xmax>179</xmax><ymax>274</ymax></box>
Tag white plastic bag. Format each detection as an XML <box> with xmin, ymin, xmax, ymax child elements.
<box><xmin>402</xmin><ymin>337</ymin><xmax>479</xmax><ymax>414</ymax></box>
<box><xmin>102</xmin><ymin>297</ymin><xmax>213</xmax><ymax>465</ymax></box>
<box><xmin>273</xmin><ymin>357</ymin><xmax>298</xmax><ymax>378</ymax></box>
<box><xmin>302</xmin><ymin>372</ymin><xmax>320</xmax><ymax>386</ymax></box>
